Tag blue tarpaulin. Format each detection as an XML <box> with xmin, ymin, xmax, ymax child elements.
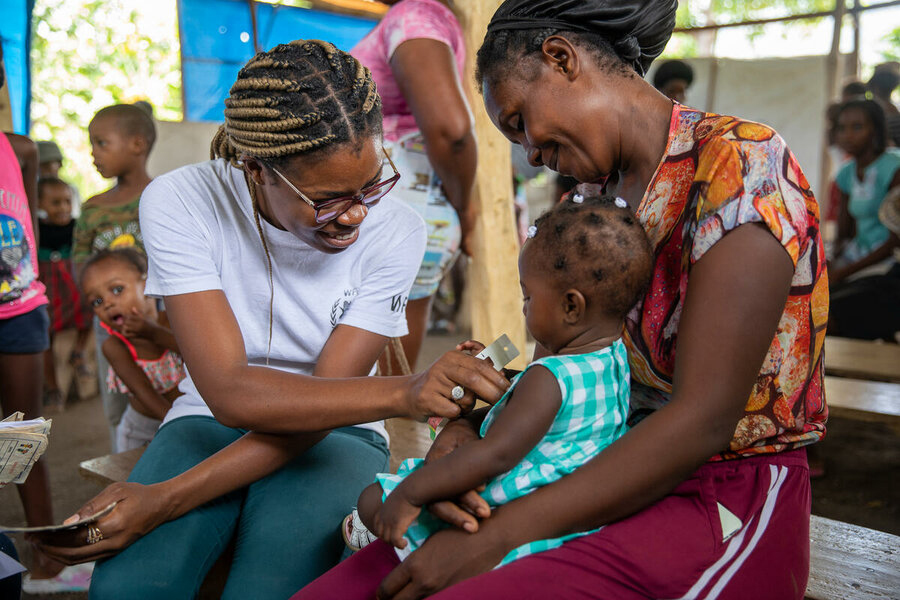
<box><xmin>0</xmin><ymin>0</ymin><xmax>34</xmax><ymax>134</ymax></box>
<box><xmin>179</xmin><ymin>0</ymin><xmax>377</xmax><ymax>122</ymax></box>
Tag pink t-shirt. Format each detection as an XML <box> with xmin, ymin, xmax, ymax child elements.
<box><xmin>0</xmin><ymin>133</ymin><xmax>47</xmax><ymax>320</ymax></box>
<box><xmin>351</xmin><ymin>0</ymin><xmax>466</xmax><ymax>142</ymax></box>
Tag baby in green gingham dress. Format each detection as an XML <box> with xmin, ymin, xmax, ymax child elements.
<box><xmin>356</xmin><ymin>193</ymin><xmax>654</xmax><ymax>567</ymax></box>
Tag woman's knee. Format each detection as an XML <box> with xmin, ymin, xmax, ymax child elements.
<box><xmin>90</xmin><ymin>556</ymin><xmax>193</xmax><ymax>600</ymax></box>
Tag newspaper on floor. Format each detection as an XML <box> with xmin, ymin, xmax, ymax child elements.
<box><xmin>0</xmin><ymin>411</ymin><xmax>52</xmax><ymax>486</ymax></box>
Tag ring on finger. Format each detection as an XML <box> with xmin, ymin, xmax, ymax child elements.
<box><xmin>86</xmin><ymin>526</ymin><xmax>104</xmax><ymax>545</ymax></box>
<box><xmin>450</xmin><ymin>385</ymin><xmax>465</xmax><ymax>401</ymax></box>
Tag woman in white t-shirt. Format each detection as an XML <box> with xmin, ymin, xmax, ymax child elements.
<box><xmin>31</xmin><ymin>40</ymin><xmax>508</xmax><ymax>599</ymax></box>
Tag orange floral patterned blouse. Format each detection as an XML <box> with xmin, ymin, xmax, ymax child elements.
<box><xmin>624</xmin><ymin>104</ymin><xmax>829</xmax><ymax>460</ymax></box>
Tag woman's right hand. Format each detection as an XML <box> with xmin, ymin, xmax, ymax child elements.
<box><xmin>28</xmin><ymin>481</ymin><xmax>175</xmax><ymax>564</ymax></box>
<box><xmin>403</xmin><ymin>350</ymin><xmax>509</xmax><ymax>421</ymax></box>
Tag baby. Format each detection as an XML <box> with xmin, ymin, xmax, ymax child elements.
<box><xmin>355</xmin><ymin>193</ymin><xmax>654</xmax><ymax>566</ymax></box>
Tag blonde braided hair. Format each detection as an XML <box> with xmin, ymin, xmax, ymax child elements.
<box><xmin>210</xmin><ymin>39</ymin><xmax>382</xmax><ymax>362</ymax></box>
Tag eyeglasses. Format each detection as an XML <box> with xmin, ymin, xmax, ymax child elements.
<box><xmin>271</xmin><ymin>148</ymin><xmax>401</xmax><ymax>224</ymax></box>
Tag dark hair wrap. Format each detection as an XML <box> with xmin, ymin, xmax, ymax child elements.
<box><xmin>486</xmin><ymin>0</ymin><xmax>678</xmax><ymax>76</ymax></box>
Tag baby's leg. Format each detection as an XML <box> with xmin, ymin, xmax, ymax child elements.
<box><xmin>356</xmin><ymin>482</ymin><xmax>384</xmax><ymax>530</ymax></box>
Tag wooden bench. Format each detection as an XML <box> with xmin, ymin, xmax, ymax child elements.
<box><xmin>78</xmin><ymin>446</ymin><xmax>145</xmax><ymax>486</ymax></box>
<box><xmin>807</xmin><ymin>515</ymin><xmax>900</xmax><ymax>599</ymax></box>
<box><xmin>825</xmin><ymin>337</ymin><xmax>900</xmax><ymax>383</ymax></box>
<box><xmin>824</xmin><ymin>376</ymin><xmax>900</xmax><ymax>433</ymax></box>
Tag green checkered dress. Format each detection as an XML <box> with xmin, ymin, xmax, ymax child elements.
<box><xmin>377</xmin><ymin>338</ymin><xmax>631</xmax><ymax>566</ymax></box>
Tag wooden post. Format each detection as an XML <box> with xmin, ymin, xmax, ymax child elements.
<box><xmin>0</xmin><ymin>55</ymin><xmax>14</xmax><ymax>132</ymax></box>
<box><xmin>819</xmin><ymin>0</ymin><xmax>847</xmax><ymax>212</ymax></box>
<box><xmin>454</xmin><ymin>0</ymin><xmax>527</xmax><ymax>369</ymax></box>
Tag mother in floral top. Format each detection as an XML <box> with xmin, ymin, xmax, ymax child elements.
<box><xmin>297</xmin><ymin>1</ymin><xmax>829</xmax><ymax>599</ymax></box>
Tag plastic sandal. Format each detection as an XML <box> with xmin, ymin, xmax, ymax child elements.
<box><xmin>22</xmin><ymin>562</ymin><xmax>94</xmax><ymax>594</ymax></box>
<box><xmin>341</xmin><ymin>509</ymin><xmax>376</xmax><ymax>552</ymax></box>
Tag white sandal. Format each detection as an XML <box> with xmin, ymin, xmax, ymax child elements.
<box><xmin>341</xmin><ymin>509</ymin><xmax>376</xmax><ymax>552</ymax></box>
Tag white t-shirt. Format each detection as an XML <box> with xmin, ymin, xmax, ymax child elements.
<box><xmin>139</xmin><ymin>159</ymin><xmax>426</xmax><ymax>439</ymax></box>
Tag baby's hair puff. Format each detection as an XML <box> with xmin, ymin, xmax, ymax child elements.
<box><xmin>82</xmin><ymin>248</ymin><xmax>148</xmax><ymax>281</ymax></box>
<box><xmin>527</xmin><ymin>191</ymin><xmax>653</xmax><ymax>320</ymax></box>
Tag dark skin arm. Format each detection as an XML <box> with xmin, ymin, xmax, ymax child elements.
<box><xmin>391</xmin><ymin>38</ymin><xmax>477</xmax><ymax>256</ymax></box>
<box><xmin>376</xmin><ymin>223</ymin><xmax>795</xmax><ymax>600</ymax></box>
<box><xmin>372</xmin><ymin>366</ymin><xmax>561</xmax><ymax>548</ymax></box>
<box><xmin>102</xmin><ymin>337</ymin><xmax>172</xmax><ymax>420</ymax></box>
<box><xmin>164</xmin><ymin>290</ymin><xmax>505</xmax><ymax>432</ymax></box>
<box><xmin>33</xmin><ymin>290</ymin><xmax>508</xmax><ymax>563</ymax></box>
<box><xmin>6</xmin><ymin>133</ymin><xmax>39</xmax><ymax>238</ymax></box>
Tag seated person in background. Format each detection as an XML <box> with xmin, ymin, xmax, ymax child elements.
<box><xmin>830</xmin><ymin>98</ymin><xmax>900</xmax><ymax>340</ymax></box>
<box><xmin>867</xmin><ymin>62</ymin><xmax>900</xmax><ymax>148</ymax></box>
<box><xmin>80</xmin><ymin>248</ymin><xmax>184</xmax><ymax>451</ymax></box>
<box><xmin>298</xmin><ymin>193</ymin><xmax>654</xmax><ymax>597</ymax></box>
<box><xmin>652</xmin><ymin>59</ymin><xmax>694</xmax><ymax>104</ymax></box>
<box><xmin>37</xmin><ymin>176</ymin><xmax>94</xmax><ymax>409</ymax></box>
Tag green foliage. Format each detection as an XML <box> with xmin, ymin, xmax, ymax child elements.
<box><xmin>881</xmin><ymin>26</ymin><xmax>900</xmax><ymax>62</ymax></box>
<box><xmin>676</xmin><ymin>0</ymin><xmax>836</xmax><ymax>29</ymax></box>
<box><xmin>671</xmin><ymin>0</ymin><xmax>838</xmax><ymax>56</ymax></box>
<box><xmin>30</xmin><ymin>0</ymin><xmax>182</xmax><ymax>199</ymax></box>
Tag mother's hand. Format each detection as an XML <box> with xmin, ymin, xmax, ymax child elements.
<box><xmin>404</xmin><ymin>351</ymin><xmax>509</xmax><ymax>422</ymax></box>
<box><xmin>376</xmin><ymin>521</ymin><xmax>509</xmax><ymax>600</ymax></box>
<box><xmin>28</xmin><ymin>482</ymin><xmax>174</xmax><ymax>564</ymax></box>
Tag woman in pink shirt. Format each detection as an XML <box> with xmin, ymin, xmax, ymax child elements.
<box><xmin>352</xmin><ymin>0</ymin><xmax>477</xmax><ymax>370</ymax></box>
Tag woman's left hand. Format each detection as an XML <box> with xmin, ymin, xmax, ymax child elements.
<box><xmin>376</xmin><ymin>521</ymin><xmax>508</xmax><ymax>600</ymax></box>
<box><xmin>28</xmin><ymin>481</ymin><xmax>174</xmax><ymax>564</ymax></box>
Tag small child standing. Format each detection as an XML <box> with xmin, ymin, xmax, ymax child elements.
<box><xmin>74</xmin><ymin>103</ymin><xmax>156</xmax><ymax>451</ymax></box>
<box><xmin>80</xmin><ymin>248</ymin><xmax>185</xmax><ymax>451</ymax></box>
<box><xmin>294</xmin><ymin>194</ymin><xmax>654</xmax><ymax>599</ymax></box>
<box><xmin>37</xmin><ymin>176</ymin><xmax>95</xmax><ymax>409</ymax></box>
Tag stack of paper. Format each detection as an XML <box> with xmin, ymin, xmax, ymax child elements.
<box><xmin>0</xmin><ymin>412</ymin><xmax>51</xmax><ymax>486</ymax></box>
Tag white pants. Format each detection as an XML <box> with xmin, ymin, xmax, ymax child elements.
<box><xmin>115</xmin><ymin>405</ymin><xmax>161</xmax><ymax>452</ymax></box>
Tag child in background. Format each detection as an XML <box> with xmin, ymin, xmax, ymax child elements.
<box><xmin>74</xmin><ymin>103</ymin><xmax>155</xmax><ymax>451</ymax></box>
<box><xmin>80</xmin><ymin>248</ymin><xmax>184</xmax><ymax>451</ymax></box>
<box><xmin>37</xmin><ymin>140</ymin><xmax>83</xmax><ymax>218</ymax></box>
<box><xmin>309</xmin><ymin>194</ymin><xmax>654</xmax><ymax>597</ymax></box>
<box><xmin>37</xmin><ymin>177</ymin><xmax>94</xmax><ymax>409</ymax></box>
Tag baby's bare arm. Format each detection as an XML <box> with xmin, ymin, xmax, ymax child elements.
<box><xmin>394</xmin><ymin>366</ymin><xmax>561</xmax><ymax>508</ymax></box>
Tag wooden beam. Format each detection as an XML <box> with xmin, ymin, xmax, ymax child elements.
<box><xmin>454</xmin><ymin>0</ymin><xmax>527</xmax><ymax>369</ymax></box>
<box><xmin>254</xmin><ymin>0</ymin><xmax>387</xmax><ymax>20</ymax></box>
<box><xmin>673</xmin><ymin>0</ymin><xmax>900</xmax><ymax>34</ymax></box>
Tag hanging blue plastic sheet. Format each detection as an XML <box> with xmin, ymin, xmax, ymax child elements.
<box><xmin>0</xmin><ymin>0</ymin><xmax>34</xmax><ymax>134</ymax></box>
<box><xmin>179</xmin><ymin>0</ymin><xmax>377</xmax><ymax>122</ymax></box>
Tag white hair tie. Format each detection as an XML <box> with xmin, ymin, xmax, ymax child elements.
<box><xmin>526</xmin><ymin>225</ymin><xmax>538</xmax><ymax>238</ymax></box>
<box><xmin>572</xmin><ymin>193</ymin><xmax>584</xmax><ymax>204</ymax></box>
<box><xmin>614</xmin><ymin>197</ymin><xmax>628</xmax><ymax>208</ymax></box>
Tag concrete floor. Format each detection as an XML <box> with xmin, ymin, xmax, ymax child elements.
<box><xmin>2</xmin><ymin>329</ymin><xmax>898</xmax><ymax>599</ymax></box>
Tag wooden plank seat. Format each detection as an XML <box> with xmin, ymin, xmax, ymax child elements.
<box><xmin>78</xmin><ymin>446</ymin><xmax>145</xmax><ymax>486</ymax></box>
<box><xmin>806</xmin><ymin>515</ymin><xmax>900</xmax><ymax>600</ymax></box>
<box><xmin>824</xmin><ymin>376</ymin><xmax>900</xmax><ymax>432</ymax></box>
<box><xmin>825</xmin><ymin>337</ymin><xmax>900</xmax><ymax>384</ymax></box>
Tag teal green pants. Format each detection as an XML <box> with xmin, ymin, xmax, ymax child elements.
<box><xmin>89</xmin><ymin>416</ymin><xmax>389</xmax><ymax>600</ymax></box>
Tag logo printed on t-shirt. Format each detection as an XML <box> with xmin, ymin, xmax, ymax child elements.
<box><xmin>330</xmin><ymin>288</ymin><xmax>359</xmax><ymax>327</ymax></box>
<box><xmin>390</xmin><ymin>293</ymin><xmax>408</xmax><ymax>314</ymax></box>
<box><xmin>0</xmin><ymin>214</ymin><xmax>34</xmax><ymax>302</ymax></box>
